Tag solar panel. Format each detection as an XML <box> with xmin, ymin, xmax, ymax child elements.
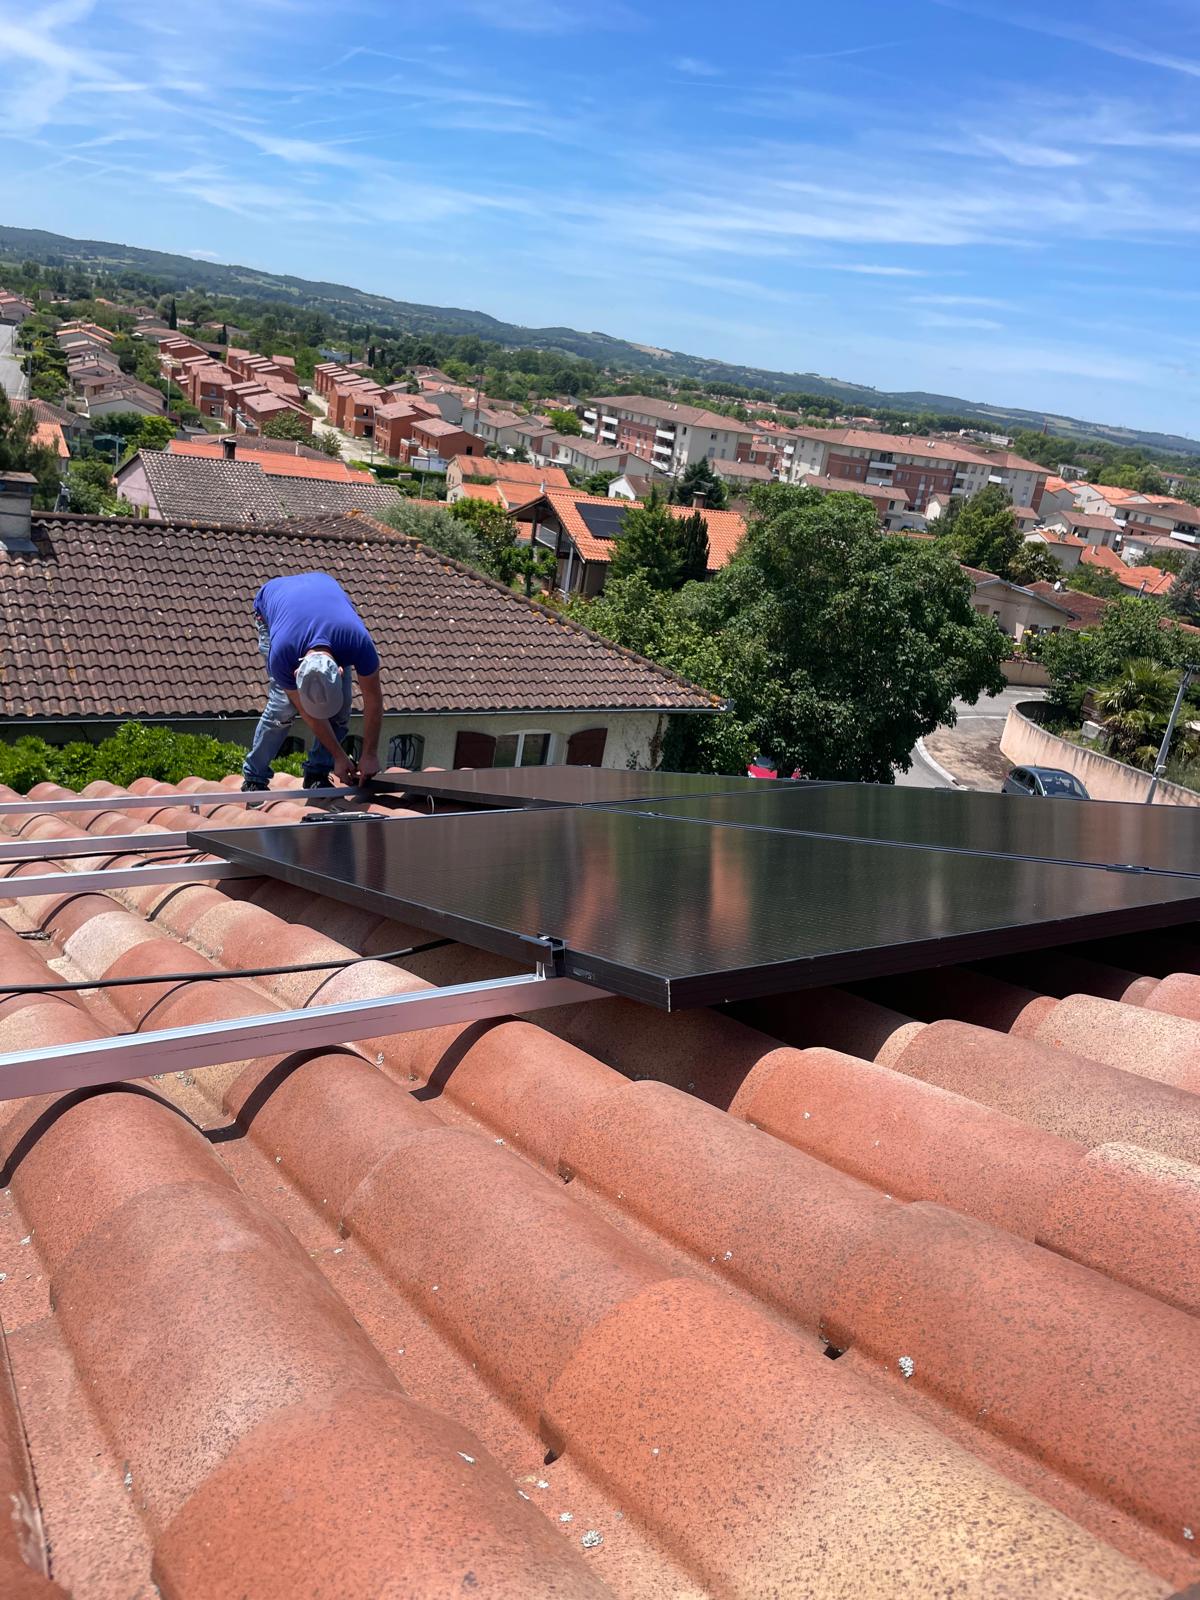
<box><xmin>599</xmin><ymin>784</ymin><xmax>1200</xmax><ymax>877</ymax></box>
<box><xmin>370</xmin><ymin>768</ymin><xmax>811</xmax><ymax>809</ymax></box>
<box><xmin>575</xmin><ymin>502</ymin><xmax>629</xmax><ymax>541</ymax></box>
<box><xmin>199</xmin><ymin>806</ymin><xmax>1200</xmax><ymax>1009</ymax></box>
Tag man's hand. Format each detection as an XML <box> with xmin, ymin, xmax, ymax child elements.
<box><xmin>333</xmin><ymin>750</ymin><xmax>358</xmax><ymax>786</ymax></box>
<box><xmin>358</xmin><ymin>750</ymin><xmax>380</xmax><ymax>781</ymax></box>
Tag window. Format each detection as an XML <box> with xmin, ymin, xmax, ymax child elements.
<box><xmin>493</xmin><ymin>731</ymin><xmax>551</xmax><ymax>768</ymax></box>
<box><xmin>388</xmin><ymin>732</ymin><xmax>425</xmax><ymax>770</ymax></box>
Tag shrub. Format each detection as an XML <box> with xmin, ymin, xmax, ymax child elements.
<box><xmin>0</xmin><ymin>721</ymin><xmax>296</xmax><ymax>794</ymax></box>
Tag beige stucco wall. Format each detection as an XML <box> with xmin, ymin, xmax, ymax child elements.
<box><xmin>1000</xmin><ymin>703</ymin><xmax>1200</xmax><ymax>807</ymax></box>
<box><xmin>7</xmin><ymin>709</ymin><xmax>676</xmax><ymax>773</ymax></box>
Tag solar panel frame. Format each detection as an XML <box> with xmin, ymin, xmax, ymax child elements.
<box><xmin>198</xmin><ymin>806</ymin><xmax>1200</xmax><ymax>1010</ymax></box>
<box><xmin>369</xmin><ymin>768</ymin><xmax>816</xmax><ymax>809</ymax></box>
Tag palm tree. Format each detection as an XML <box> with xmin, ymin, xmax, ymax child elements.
<box><xmin>1095</xmin><ymin>659</ymin><xmax>1193</xmax><ymax>770</ymax></box>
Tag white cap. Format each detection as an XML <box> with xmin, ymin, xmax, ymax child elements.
<box><xmin>295</xmin><ymin>652</ymin><xmax>343</xmax><ymax>719</ymax></box>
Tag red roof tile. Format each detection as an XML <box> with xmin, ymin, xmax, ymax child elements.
<box><xmin>0</xmin><ymin>511</ymin><xmax>718</xmax><ymax>718</ymax></box>
<box><xmin>0</xmin><ymin>776</ymin><xmax>1199</xmax><ymax>1593</ymax></box>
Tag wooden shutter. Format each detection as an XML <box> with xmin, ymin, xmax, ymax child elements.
<box><xmin>453</xmin><ymin>730</ymin><xmax>497</xmax><ymax>769</ymax></box>
<box><xmin>566</xmin><ymin>727</ymin><xmax>607</xmax><ymax>767</ymax></box>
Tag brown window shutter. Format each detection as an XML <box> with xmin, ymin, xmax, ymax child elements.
<box><xmin>566</xmin><ymin>727</ymin><xmax>607</xmax><ymax>767</ymax></box>
<box><xmin>453</xmin><ymin>731</ymin><xmax>497</xmax><ymax>769</ymax></box>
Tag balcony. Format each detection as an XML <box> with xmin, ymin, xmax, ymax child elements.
<box><xmin>868</xmin><ymin>458</ymin><xmax>895</xmax><ymax>471</ymax></box>
<box><xmin>601</xmin><ymin>413</ymin><xmax>619</xmax><ymax>426</ymax></box>
<box><xmin>581</xmin><ymin>423</ymin><xmax>596</xmax><ymax>437</ymax></box>
<box><xmin>583</xmin><ymin>409</ymin><xmax>597</xmax><ymax>421</ymax></box>
<box><xmin>655</xmin><ymin>426</ymin><xmax>677</xmax><ymax>440</ymax></box>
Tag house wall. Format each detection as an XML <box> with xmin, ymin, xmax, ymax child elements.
<box><xmin>114</xmin><ymin>459</ymin><xmax>155</xmax><ymax>513</ymax></box>
<box><xmin>971</xmin><ymin>589</ymin><xmax>1070</xmax><ymax>642</ymax></box>
<box><xmin>2</xmin><ymin>709</ymin><xmax>676</xmax><ymax>774</ymax></box>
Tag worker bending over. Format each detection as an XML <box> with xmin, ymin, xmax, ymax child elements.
<box><xmin>241</xmin><ymin>571</ymin><xmax>383</xmax><ymax>793</ymax></box>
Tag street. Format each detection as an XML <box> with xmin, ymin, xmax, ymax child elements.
<box><xmin>0</xmin><ymin>323</ymin><xmax>27</xmax><ymax>399</ymax></box>
<box><xmin>894</xmin><ymin>684</ymin><xmax>1045</xmax><ymax>790</ymax></box>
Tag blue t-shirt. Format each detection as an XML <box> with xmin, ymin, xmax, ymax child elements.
<box><xmin>254</xmin><ymin>573</ymin><xmax>380</xmax><ymax>690</ymax></box>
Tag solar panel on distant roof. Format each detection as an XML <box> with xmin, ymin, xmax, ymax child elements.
<box><xmin>575</xmin><ymin>502</ymin><xmax>629</xmax><ymax>541</ymax></box>
<box><xmin>199</xmin><ymin>804</ymin><xmax>1200</xmax><ymax>1009</ymax></box>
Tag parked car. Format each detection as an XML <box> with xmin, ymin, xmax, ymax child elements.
<box><xmin>1002</xmin><ymin>766</ymin><xmax>1090</xmax><ymax>800</ymax></box>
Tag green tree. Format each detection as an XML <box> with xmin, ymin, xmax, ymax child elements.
<box><xmin>1063</xmin><ymin>564</ymin><xmax>1124</xmax><ymax>600</ymax></box>
<box><xmin>675</xmin><ymin>508</ymin><xmax>710</xmax><ymax>583</ymax></box>
<box><xmin>1168</xmin><ymin>552</ymin><xmax>1200</xmax><ymax>623</ymax></box>
<box><xmin>547</xmin><ymin>407</ymin><xmax>582</xmax><ymax>436</ymax></box>
<box><xmin>1008</xmin><ymin>543</ymin><xmax>1064</xmax><ymax>585</ymax></box>
<box><xmin>1095</xmin><ymin>659</ymin><xmax>1192</xmax><ymax>770</ymax></box>
<box><xmin>314</xmin><ymin>428</ymin><xmax>343</xmax><ymax>458</ymax></box>
<box><xmin>609</xmin><ymin>488</ymin><xmax>685</xmax><ymax>590</ymax></box>
<box><xmin>577</xmin><ymin>484</ymin><xmax>1007</xmax><ymax>781</ymax></box>
<box><xmin>65</xmin><ymin>457</ymin><xmax>120</xmax><ymax>513</ymax></box>
<box><xmin>943</xmin><ymin>485</ymin><xmax>1023</xmax><ymax>579</ymax></box>
<box><xmin>167</xmin><ymin>298</ymin><xmax>177</xmax><ymax>330</ymax></box>
<box><xmin>670</xmin><ymin>457</ymin><xmax>728</xmax><ymax>511</ymax></box>
<box><xmin>261</xmin><ymin>409</ymin><xmax>313</xmax><ymax>442</ymax></box>
<box><xmin>0</xmin><ymin>392</ymin><xmax>61</xmax><ymax>508</ymax></box>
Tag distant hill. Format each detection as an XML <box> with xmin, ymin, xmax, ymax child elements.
<box><xmin>3</xmin><ymin>222</ymin><xmax>1196</xmax><ymax>458</ymax></box>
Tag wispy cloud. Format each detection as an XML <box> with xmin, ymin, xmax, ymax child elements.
<box><xmin>673</xmin><ymin>56</ymin><xmax>721</xmax><ymax>76</ymax></box>
<box><xmin>932</xmin><ymin>1</ymin><xmax>1200</xmax><ymax>81</ymax></box>
<box><xmin>916</xmin><ymin>311</ymin><xmax>1004</xmax><ymax>331</ymax></box>
<box><xmin>972</xmin><ymin>133</ymin><xmax>1086</xmax><ymax>168</ymax></box>
<box><xmin>910</xmin><ymin>294</ymin><xmax>1016</xmax><ymax>310</ymax></box>
<box><xmin>834</xmin><ymin>263</ymin><xmax>928</xmax><ymax>277</ymax></box>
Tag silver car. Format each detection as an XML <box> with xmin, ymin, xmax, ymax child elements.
<box><xmin>1002</xmin><ymin>766</ymin><xmax>1091</xmax><ymax>800</ymax></box>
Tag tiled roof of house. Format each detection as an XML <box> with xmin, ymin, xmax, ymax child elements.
<box><xmin>127</xmin><ymin>452</ymin><xmax>401</xmax><ymax>523</ymax></box>
<box><xmin>714</xmin><ymin>458</ymin><xmax>775</xmax><ymax>481</ymax></box>
<box><xmin>525</xmin><ymin>489</ymin><xmax>748</xmax><ymax>569</ymax></box>
<box><xmin>448</xmin><ymin>457</ymin><xmax>570</xmax><ymax>489</ymax></box>
<box><xmin>0</xmin><ymin>771</ymin><xmax>1198</xmax><ymax>1594</ymax></box>
<box><xmin>168</xmin><ymin>439</ymin><xmax>373</xmax><ymax>484</ymax></box>
<box><xmin>1082</xmin><ymin>543</ymin><xmax>1176</xmax><ymax>594</ymax></box>
<box><xmin>801</xmin><ymin>473</ymin><xmax>906</xmax><ymax>505</ymax></box>
<box><xmin>1028</xmin><ymin>580</ymin><xmax>1110</xmax><ymax>627</ymax></box>
<box><xmin>0</xmin><ymin>511</ymin><xmax>717</xmax><ymax>718</ymax></box>
<box><xmin>1032</xmin><ymin>529</ymin><xmax>1089</xmax><ymax>548</ymax></box>
<box><xmin>1057</xmin><ymin>511</ymin><xmax>1125</xmax><ymax>533</ymax></box>
<box><xmin>588</xmin><ymin>395</ymin><xmax>757</xmax><ymax>433</ymax></box>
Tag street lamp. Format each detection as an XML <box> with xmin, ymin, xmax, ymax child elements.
<box><xmin>1145</xmin><ymin>663</ymin><xmax>1199</xmax><ymax>803</ymax></box>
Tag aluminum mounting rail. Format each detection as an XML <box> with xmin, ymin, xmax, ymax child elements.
<box><xmin>0</xmin><ymin>861</ymin><xmax>254</xmax><ymax>895</ymax></box>
<box><xmin>0</xmin><ymin>786</ymin><xmax>360</xmax><ymax>817</ymax></box>
<box><xmin>0</xmin><ymin>819</ymin><xmax>380</xmax><ymax>863</ymax></box>
<box><xmin>0</xmin><ymin>972</ymin><xmax>609</xmax><ymax>1102</ymax></box>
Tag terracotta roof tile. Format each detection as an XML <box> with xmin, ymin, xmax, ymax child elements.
<box><xmin>526</xmin><ymin>489</ymin><xmax>748</xmax><ymax>569</ymax></box>
<box><xmin>0</xmin><ymin>779</ymin><xmax>1199</xmax><ymax>1594</ymax></box>
<box><xmin>0</xmin><ymin>511</ymin><xmax>717</xmax><ymax>717</ymax></box>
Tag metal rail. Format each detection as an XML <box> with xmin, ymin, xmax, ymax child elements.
<box><xmin>0</xmin><ymin>787</ymin><xmax>360</xmax><ymax>817</ymax></box>
<box><xmin>0</xmin><ymin>861</ymin><xmax>253</xmax><ymax>895</ymax></box>
<box><xmin>0</xmin><ymin>973</ymin><xmax>607</xmax><ymax>1101</ymax></box>
<box><xmin>0</xmin><ymin>817</ymin><xmax>384</xmax><ymax>863</ymax></box>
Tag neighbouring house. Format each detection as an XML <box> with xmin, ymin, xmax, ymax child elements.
<box><xmin>406</xmin><ymin>418</ymin><xmax>486</xmax><ymax>469</ymax></box>
<box><xmin>1038</xmin><ymin>475</ymin><xmax>1081</xmax><ymax>516</ymax></box>
<box><xmin>12</xmin><ymin>398</ymin><xmax>81</xmax><ymax>456</ymax></box>
<box><xmin>0</xmin><ymin>503</ymin><xmax>721</xmax><ymax>769</ymax></box>
<box><xmin>608</xmin><ymin>471</ymin><xmax>657</xmax><ymax>501</ymax></box>
<box><xmin>540</xmin><ymin>433</ymin><xmax>632</xmax><ymax>476</ymax></box>
<box><xmin>115</xmin><ymin>450</ymin><xmax>403</xmax><ymax>523</ymax></box>
<box><xmin>465</xmin><ymin>405</ymin><xmax>540</xmax><ymax>452</ymax></box>
<box><xmin>1046</xmin><ymin>510</ymin><xmax>1124</xmax><ymax>548</ymax></box>
<box><xmin>782</xmin><ymin>426</ymin><xmax>1048</xmax><ymax>515</ymax></box>
<box><xmin>800</xmin><ymin>472</ymin><xmax>913</xmax><ymax>529</ymax></box>
<box><xmin>1121</xmin><ymin>496</ymin><xmax>1200</xmax><ymax>542</ymax></box>
<box><xmin>964</xmin><ymin>568</ymin><xmax>1078</xmax><ymax>642</ymax></box>
<box><xmin>0</xmin><ymin>292</ymin><xmax>34</xmax><ymax>324</ymax></box>
<box><xmin>167</xmin><ymin>437</ymin><xmax>375</xmax><ymax>485</ymax></box>
<box><xmin>1024</xmin><ymin>529</ymin><xmax>1087</xmax><ymax>572</ymax></box>
<box><xmin>714</xmin><ymin>458</ymin><xmax>776</xmax><ymax>489</ymax></box>
<box><xmin>1079</xmin><ymin>543</ymin><xmax>1175</xmax><ymax>597</ymax></box>
<box><xmin>581</xmin><ymin>396</ymin><xmax>756</xmax><ymax>473</ymax></box>
<box><xmin>83</xmin><ymin>382</ymin><xmax>167</xmax><ymax>421</ymax></box>
<box><xmin>1118</xmin><ymin>525</ymin><xmax>1196</xmax><ymax>564</ymax></box>
<box><xmin>444</xmin><ymin>457</ymin><xmax>570</xmax><ymax>501</ymax></box>
<box><xmin>372</xmin><ymin>399</ymin><xmax>442</xmax><ymax>461</ymax></box>
<box><xmin>515</xmin><ymin>489</ymin><xmax>748</xmax><ymax>598</ymax></box>
<box><xmin>234</xmin><ymin>389</ymin><xmax>313</xmax><ymax>437</ymax></box>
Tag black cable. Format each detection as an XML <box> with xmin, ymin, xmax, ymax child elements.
<box><xmin>0</xmin><ymin>939</ymin><xmax>454</xmax><ymax>996</ymax></box>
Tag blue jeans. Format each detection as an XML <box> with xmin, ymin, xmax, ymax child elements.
<box><xmin>242</xmin><ymin>616</ymin><xmax>353</xmax><ymax>785</ymax></box>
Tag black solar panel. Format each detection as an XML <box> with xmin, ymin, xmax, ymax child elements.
<box><xmin>199</xmin><ymin>805</ymin><xmax>1200</xmax><ymax>1009</ymax></box>
<box><xmin>600</xmin><ymin>784</ymin><xmax>1200</xmax><ymax>877</ymax></box>
<box><xmin>575</xmin><ymin>501</ymin><xmax>629</xmax><ymax>541</ymax></box>
<box><xmin>370</xmin><ymin>768</ymin><xmax>810</xmax><ymax>808</ymax></box>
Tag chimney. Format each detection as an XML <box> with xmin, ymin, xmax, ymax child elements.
<box><xmin>692</xmin><ymin>490</ymin><xmax>708</xmax><ymax>509</ymax></box>
<box><xmin>221</xmin><ymin>436</ymin><xmax>236</xmax><ymax>461</ymax></box>
<box><xmin>0</xmin><ymin>472</ymin><xmax>36</xmax><ymax>553</ymax></box>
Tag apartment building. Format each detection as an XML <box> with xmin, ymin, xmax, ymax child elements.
<box><xmin>782</xmin><ymin>426</ymin><xmax>1048</xmax><ymax>514</ymax></box>
<box><xmin>581</xmin><ymin>396</ymin><xmax>755</xmax><ymax>474</ymax></box>
<box><xmin>542</xmin><ymin>433</ymin><xmax>633</xmax><ymax>475</ymax></box>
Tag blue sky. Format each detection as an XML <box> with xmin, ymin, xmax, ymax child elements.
<box><xmin>2</xmin><ymin>0</ymin><xmax>1199</xmax><ymax>438</ymax></box>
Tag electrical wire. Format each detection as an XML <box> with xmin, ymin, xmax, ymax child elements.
<box><xmin>0</xmin><ymin>940</ymin><xmax>454</xmax><ymax>996</ymax></box>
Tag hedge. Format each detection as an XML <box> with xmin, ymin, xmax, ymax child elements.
<box><xmin>0</xmin><ymin>722</ymin><xmax>304</xmax><ymax>794</ymax></box>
